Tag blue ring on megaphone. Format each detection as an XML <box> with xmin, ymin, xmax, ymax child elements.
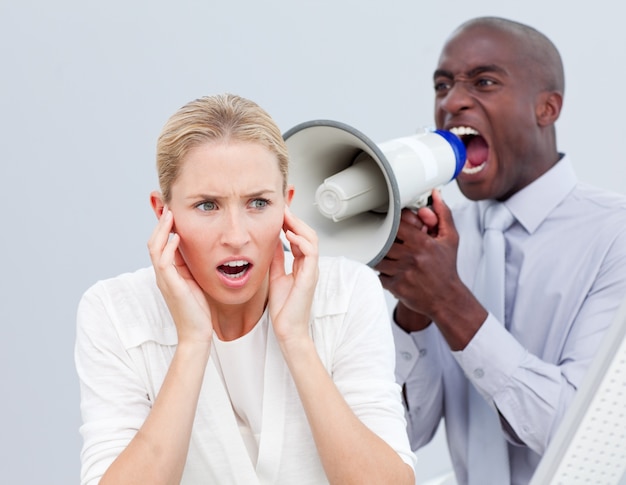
<box><xmin>434</xmin><ymin>129</ymin><xmax>466</xmax><ymax>180</ymax></box>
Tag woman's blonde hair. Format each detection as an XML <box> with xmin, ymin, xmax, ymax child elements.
<box><xmin>156</xmin><ymin>93</ymin><xmax>289</xmax><ymax>202</ymax></box>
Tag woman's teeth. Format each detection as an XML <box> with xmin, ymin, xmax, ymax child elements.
<box><xmin>220</xmin><ymin>260</ymin><xmax>249</xmax><ymax>279</ymax></box>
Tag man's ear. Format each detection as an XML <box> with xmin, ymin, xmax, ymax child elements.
<box><xmin>150</xmin><ymin>191</ymin><xmax>166</xmax><ymax>219</ymax></box>
<box><xmin>536</xmin><ymin>91</ymin><xmax>563</xmax><ymax>127</ymax></box>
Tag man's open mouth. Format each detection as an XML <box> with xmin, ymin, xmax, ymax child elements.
<box><xmin>449</xmin><ymin>126</ymin><xmax>489</xmax><ymax>174</ymax></box>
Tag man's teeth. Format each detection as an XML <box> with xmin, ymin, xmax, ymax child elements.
<box><xmin>462</xmin><ymin>162</ymin><xmax>487</xmax><ymax>174</ymax></box>
<box><xmin>449</xmin><ymin>126</ymin><xmax>479</xmax><ymax>136</ymax></box>
<box><xmin>449</xmin><ymin>126</ymin><xmax>485</xmax><ymax>174</ymax></box>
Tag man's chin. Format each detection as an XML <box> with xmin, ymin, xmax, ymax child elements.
<box><xmin>456</xmin><ymin>180</ymin><xmax>491</xmax><ymax>201</ymax></box>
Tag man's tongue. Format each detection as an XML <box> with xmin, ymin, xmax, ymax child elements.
<box><xmin>465</xmin><ymin>136</ymin><xmax>489</xmax><ymax>167</ymax></box>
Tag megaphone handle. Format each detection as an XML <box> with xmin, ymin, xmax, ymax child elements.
<box><xmin>406</xmin><ymin>191</ymin><xmax>436</xmax><ymax>211</ymax></box>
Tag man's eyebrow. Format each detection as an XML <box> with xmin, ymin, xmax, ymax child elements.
<box><xmin>433</xmin><ymin>69</ymin><xmax>453</xmax><ymax>80</ymax></box>
<box><xmin>433</xmin><ymin>64</ymin><xmax>507</xmax><ymax>80</ymax></box>
<box><xmin>466</xmin><ymin>64</ymin><xmax>507</xmax><ymax>77</ymax></box>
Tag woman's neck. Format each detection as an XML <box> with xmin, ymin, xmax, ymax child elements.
<box><xmin>210</xmin><ymin>282</ymin><xmax>269</xmax><ymax>342</ymax></box>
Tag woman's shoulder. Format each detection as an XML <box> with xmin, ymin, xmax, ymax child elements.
<box><xmin>78</xmin><ymin>267</ymin><xmax>176</xmax><ymax>346</ymax></box>
<box><xmin>317</xmin><ymin>255</ymin><xmax>377</xmax><ymax>282</ymax></box>
<box><xmin>282</xmin><ymin>250</ymin><xmax>376</xmax><ymax>286</ymax></box>
<box><xmin>82</xmin><ymin>266</ymin><xmax>158</xmax><ymax>302</ymax></box>
<box><xmin>312</xmin><ymin>256</ymin><xmax>381</xmax><ymax>313</ymax></box>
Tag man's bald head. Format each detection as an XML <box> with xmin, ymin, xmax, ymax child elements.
<box><xmin>451</xmin><ymin>17</ymin><xmax>565</xmax><ymax>95</ymax></box>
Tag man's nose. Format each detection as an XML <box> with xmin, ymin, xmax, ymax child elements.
<box><xmin>438</xmin><ymin>82</ymin><xmax>474</xmax><ymax>115</ymax></box>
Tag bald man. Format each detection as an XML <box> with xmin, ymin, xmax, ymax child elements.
<box><xmin>376</xmin><ymin>17</ymin><xmax>626</xmax><ymax>485</ymax></box>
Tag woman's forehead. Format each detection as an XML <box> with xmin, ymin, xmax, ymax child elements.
<box><xmin>173</xmin><ymin>141</ymin><xmax>283</xmax><ymax>193</ymax></box>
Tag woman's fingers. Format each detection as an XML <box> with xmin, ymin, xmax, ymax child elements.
<box><xmin>269</xmin><ymin>239</ymin><xmax>287</xmax><ymax>282</ymax></box>
<box><xmin>147</xmin><ymin>210</ymin><xmax>213</xmax><ymax>343</ymax></box>
<box><xmin>283</xmin><ymin>207</ymin><xmax>318</xmax><ymax>258</ymax></box>
<box><xmin>148</xmin><ymin>209</ymin><xmax>174</xmax><ymax>264</ymax></box>
<box><xmin>148</xmin><ymin>210</ymin><xmax>187</xmax><ymax>289</ymax></box>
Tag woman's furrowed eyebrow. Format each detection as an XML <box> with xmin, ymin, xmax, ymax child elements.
<box><xmin>243</xmin><ymin>189</ymin><xmax>279</xmax><ymax>198</ymax></box>
<box><xmin>184</xmin><ymin>188</ymin><xmax>278</xmax><ymax>201</ymax></box>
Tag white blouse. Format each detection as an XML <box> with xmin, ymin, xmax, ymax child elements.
<box><xmin>76</xmin><ymin>255</ymin><xmax>416</xmax><ymax>484</ymax></box>
<box><xmin>213</xmin><ymin>310</ymin><xmax>268</xmax><ymax>465</ymax></box>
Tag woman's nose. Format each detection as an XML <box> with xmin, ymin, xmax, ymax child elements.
<box><xmin>220</xmin><ymin>211</ymin><xmax>250</xmax><ymax>248</ymax></box>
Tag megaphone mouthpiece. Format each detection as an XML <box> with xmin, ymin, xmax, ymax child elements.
<box><xmin>314</xmin><ymin>152</ymin><xmax>388</xmax><ymax>222</ymax></box>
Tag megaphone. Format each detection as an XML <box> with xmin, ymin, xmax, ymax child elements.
<box><xmin>283</xmin><ymin>119</ymin><xmax>466</xmax><ymax>267</ymax></box>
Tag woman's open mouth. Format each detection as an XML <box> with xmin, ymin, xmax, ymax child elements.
<box><xmin>218</xmin><ymin>260</ymin><xmax>250</xmax><ymax>279</ymax></box>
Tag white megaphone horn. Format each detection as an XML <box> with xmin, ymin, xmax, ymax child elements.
<box><xmin>283</xmin><ymin>119</ymin><xmax>466</xmax><ymax>267</ymax></box>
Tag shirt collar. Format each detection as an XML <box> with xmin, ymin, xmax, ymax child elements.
<box><xmin>478</xmin><ymin>155</ymin><xmax>577</xmax><ymax>234</ymax></box>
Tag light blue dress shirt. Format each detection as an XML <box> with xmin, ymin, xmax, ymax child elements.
<box><xmin>393</xmin><ymin>156</ymin><xmax>626</xmax><ymax>485</ymax></box>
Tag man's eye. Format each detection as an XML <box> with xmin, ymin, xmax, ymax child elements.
<box><xmin>250</xmin><ymin>198</ymin><xmax>269</xmax><ymax>209</ymax></box>
<box><xmin>434</xmin><ymin>80</ymin><xmax>451</xmax><ymax>92</ymax></box>
<box><xmin>197</xmin><ymin>201</ymin><xmax>217</xmax><ymax>211</ymax></box>
<box><xmin>476</xmin><ymin>78</ymin><xmax>496</xmax><ymax>88</ymax></box>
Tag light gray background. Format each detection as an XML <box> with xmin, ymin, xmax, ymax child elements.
<box><xmin>1</xmin><ymin>1</ymin><xmax>624</xmax><ymax>484</ymax></box>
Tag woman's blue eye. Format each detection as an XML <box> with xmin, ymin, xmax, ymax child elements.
<box><xmin>250</xmin><ymin>198</ymin><xmax>269</xmax><ymax>209</ymax></box>
<box><xmin>197</xmin><ymin>201</ymin><xmax>217</xmax><ymax>211</ymax></box>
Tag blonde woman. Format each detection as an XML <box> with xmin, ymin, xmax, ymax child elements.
<box><xmin>75</xmin><ymin>93</ymin><xmax>416</xmax><ymax>484</ymax></box>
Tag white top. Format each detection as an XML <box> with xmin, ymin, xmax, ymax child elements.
<box><xmin>393</xmin><ymin>156</ymin><xmax>626</xmax><ymax>485</ymax></box>
<box><xmin>213</xmin><ymin>310</ymin><xmax>268</xmax><ymax>465</ymax></box>
<box><xmin>76</xmin><ymin>255</ymin><xmax>416</xmax><ymax>485</ymax></box>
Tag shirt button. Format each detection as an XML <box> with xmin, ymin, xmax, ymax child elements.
<box><xmin>419</xmin><ymin>349</ymin><xmax>427</xmax><ymax>357</ymax></box>
<box><xmin>400</xmin><ymin>351</ymin><xmax>413</xmax><ymax>361</ymax></box>
<box><xmin>473</xmin><ymin>368</ymin><xmax>485</xmax><ymax>379</ymax></box>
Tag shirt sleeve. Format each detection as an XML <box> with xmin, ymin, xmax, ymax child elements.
<box><xmin>453</xmin><ymin>227</ymin><xmax>626</xmax><ymax>454</ymax></box>
<box><xmin>74</xmin><ymin>284</ymin><xmax>154</xmax><ymax>485</ymax></box>
<box><xmin>392</xmin><ymin>320</ymin><xmax>444</xmax><ymax>451</ymax></box>
<box><xmin>328</xmin><ymin>261</ymin><xmax>417</xmax><ymax>471</ymax></box>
